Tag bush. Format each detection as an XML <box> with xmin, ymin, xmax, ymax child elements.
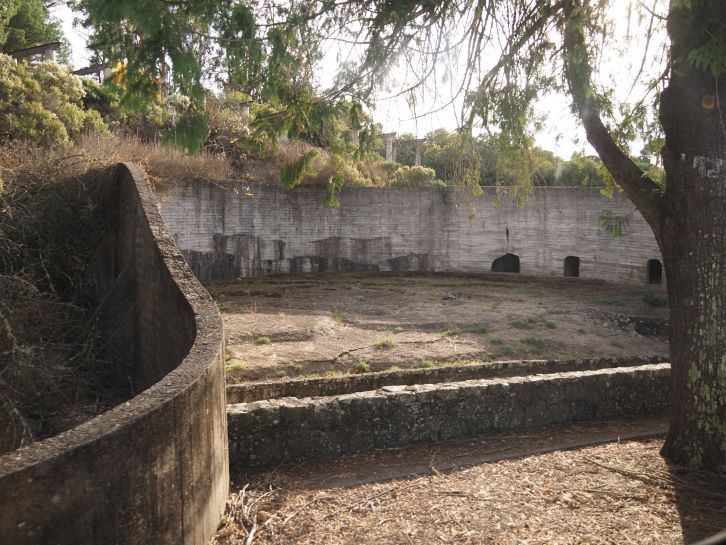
<box><xmin>389</xmin><ymin>165</ymin><xmax>446</xmax><ymax>188</ymax></box>
<box><xmin>0</xmin><ymin>55</ymin><xmax>108</xmax><ymax>146</ymax></box>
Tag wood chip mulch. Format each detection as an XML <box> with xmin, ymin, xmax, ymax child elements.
<box><xmin>212</xmin><ymin>438</ymin><xmax>726</xmax><ymax>545</ymax></box>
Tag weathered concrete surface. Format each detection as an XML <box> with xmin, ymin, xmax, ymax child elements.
<box><xmin>0</xmin><ymin>164</ymin><xmax>228</xmax><ymax>545</ymax></box>
<box><xmin>156</xmin><ymin>182</ymin><xmax>663</xmax><ymax>283</ymax></box>
<box><xmin>228</xmin><ymin>363</ymin><xmax>670</xmax><ymax>468</ymax></box>
<box><xmin>226</xmin><ymin>355</ymin><xmax>667</xmax><ymax>404</ymax></box>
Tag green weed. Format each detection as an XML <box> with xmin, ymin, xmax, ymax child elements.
<box><xmin>255</xmin><ymin>336</ymin><xmax>272</xmax><ymax>345</ymax></box>
<box><xmin>595</xmin><ymin>298</ymin><xmax>624</xmax><ymax>306</ymax></box>
<box><xmin>443</xmin><ymin>325</ymin><xmax>489</xmax><ymax>337</ymax></box>
<box><xmin>352</xmin><ymin>361</ymin><xmax>371</xmax><ymax>374</ymax></box>
<box><xmin>523</xmin><ymin>337</ymin><xmax>545</xmax><ymax>349</ymax></box>
<box><xmin>510</xmin><ymin>318</ymin><xmax>532</xmax><ymax>330</ymax></box>
<box><xmin>643</xmin><ymin>291</ymin><xmax>667</xmax><ymax>307</ymax></box>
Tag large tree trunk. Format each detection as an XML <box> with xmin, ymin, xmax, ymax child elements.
<box><xmin>658</xmin><ymin>3</ymin><xmax>726</xmax><ymax>472</ymax></box>
<box><xmin>564</xmin><ymin>0</ymin><xmax>726</xmax><ymax>471</ymax></box>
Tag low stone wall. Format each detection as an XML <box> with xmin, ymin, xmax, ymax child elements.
<box><xmin>227</xmin><ymin>355</ymin><xmax>666</xmax><ymax>403</ymax></box>
<box><xmin>228</xmin><ymin>363</ymin><xmax>670</xmax><ymax>468</ymax></box>
<box><xmin>0</xmin><ymin>164</ymin><xmax>228</xmax><ymax>545</ymax></box>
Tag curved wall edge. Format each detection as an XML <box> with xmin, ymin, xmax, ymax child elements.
<box><xmin>0</xmin><ymin>163</ymin><xmax>228</xmax><ymax>545</ymax></box>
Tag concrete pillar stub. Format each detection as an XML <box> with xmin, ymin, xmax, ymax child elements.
<box><xmin>414</xmin><ymin>138</ymin><xmax>425</xmax><ymax>166</ymax></box>
<box><xmin>382</xmin><ymin>132</ymin><xmax>397</xmax><ymax>162</ymax></box>
<box><xmin>240</xmin><ymin>102</ymin><xmax>250</xmax><ymax>117</ymax></box>
<box><xmin>42</xmin><ymin>49</ymin><xmax>56</xmax><ymax>63</ymax></box>
<box><xmin>102</xmin><ymin>67</ymin><xmax>113</xmax><ymax>81</ymax></box>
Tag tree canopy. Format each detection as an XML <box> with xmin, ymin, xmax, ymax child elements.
<box><xmin>0</xmin><ymin>0</ymin><xmax>69</xmax><ymax>61</ymax></box>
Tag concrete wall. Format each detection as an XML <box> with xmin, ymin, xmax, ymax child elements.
<box><xmin>228</xmin><ymin>363</ymin><xmax>670</xmax><ymax>468</ymax></box>
<box><xmin>227</xmin><ymin>355</ymin><xmax>666</xmax><ymax>404</ymax></box>
<box><xmin>157</xmin><ymin>182</ymin><xmax>663</xmax><ymax>283</ymax></box>
<box><xmin>0</xmin><ymin>164</ymin><xmax>228</xmax><ymax>545</ymax></box>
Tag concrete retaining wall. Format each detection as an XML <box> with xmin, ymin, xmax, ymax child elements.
<box><xmin>228</xmin><ymin>363</ymin><xmax>670</xmax><ymax>468</ymax></box>
<box><xmin>157</xmin><ymin>182</ymin><xmax>662</xmax><ymax>284</ymax></box>
<box><xmin>0</xmin><ymin>164</ymin><xmax>228</xmax><ymax>545</ymax></box>
<box><xmin>226</xmin><ymin>355</ymin><xmax>666</xmax><ymax>404</ymax></box>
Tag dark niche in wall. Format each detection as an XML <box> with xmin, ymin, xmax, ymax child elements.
<box><xmin>492</xmin><ymin>253</ymin><xmax>520</xmax><ymax>273</ymax></box>
<box><xmin>647</xmin><ymin>259</ymin><xmax>663</xmax><ymax>284</ymax></box>
<box><xmin>564</xmin><ymin>256</ymin><xmax>580</xmax><ymax>277</ymax></box>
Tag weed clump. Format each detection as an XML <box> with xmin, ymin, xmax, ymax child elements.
<box><xmin>523</xmin><ymin>337</ymin><xmax>545</xmax><ymax>349</ymax></box>
<box><xmin>643</xmin><ymin>291</ymin><xmax>667</xmax><ymax>307</ymax></box>
<box><xmin>255</xmin><ymin>336</ymin><xmax>272</xmax><ymax>345</ymax></box>
<box><xmin>442</xmin><ymin>324</ymin><xmax>489</xmax><ymax>337</ymax></box>
<box><xmin>352</xmin><ymin>361</ymin><xmax>371</xmax><ymax>374</ymax></box>
<box><xmin>595</xmin><ymin>298</ymin><xmax>624</xmax><ymax>306</ymax></box>
<box><xmin>375</xmin><ymin>338</ymin><xmax>396</xmax><ymax>349</ymax></box>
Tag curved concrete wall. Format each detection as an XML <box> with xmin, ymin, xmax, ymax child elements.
<box><xmin>156</xmin><ymin>182</ymin><xmax>662</xmax><ymax>283</ymax></box>
<box><xmin>0</xmin><ymin>163</ymin><xmax>228</xmax><ymax>545</ymax></box>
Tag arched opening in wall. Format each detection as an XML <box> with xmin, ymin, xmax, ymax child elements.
<box><xmin>564</xmin><ymin>256</ymin><xmax>580</xmax><ymax>277</ymax></box>
<box><xmin>492</xmin><ymin>253</ymin><xmax>520</xmax><ymax>273</ymax></box>
<box><xmin>647</xmin><ymin>259</ymin><xmax>663</xmax><ymax>284</ymax></box>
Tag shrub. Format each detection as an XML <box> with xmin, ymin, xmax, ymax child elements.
<box><xmin>389</xmin><ymin>165</ymin><xmax>446</xmax><ymax>188</ymax></box>
<box><xmin>255</xmin><ymin>336</ymin><xmax>272</xmax><ymax>345</ymax></box>
<box><xmin>0</xmin><ymin>55</ymin><xmax>108</xmax><ymax>146</ymax></box>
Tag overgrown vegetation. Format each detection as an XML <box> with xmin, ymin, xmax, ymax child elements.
<box><xmin>0</xmin><ymin>144</ymin><xmax>130</xmax><ymax>453</ymax></box>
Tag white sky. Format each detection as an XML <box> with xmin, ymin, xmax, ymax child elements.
<box><xmin>52</xmin><ymin>0</ymin><xmax>667</xmax><ymax>160</ymax></box>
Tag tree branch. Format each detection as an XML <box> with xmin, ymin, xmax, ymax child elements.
<box><xmin>562</xmin><ymin>0</ymin><xmax>662</xmax><ymax>230</ymax></box>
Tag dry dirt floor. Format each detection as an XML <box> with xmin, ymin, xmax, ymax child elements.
<box><xmin>211</xmin><ymin>419</ymin><xmax>726</xmax><ymax>545</ymax></box>
<box><xmin>207</xmin><ymin>272</ymin><xmax>670</xmax><ymax>382</ymax></box>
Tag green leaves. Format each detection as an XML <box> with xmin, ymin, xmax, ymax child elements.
<box><xmin>280</xmin><ymin>150</ymin><xmax>318</xmax><ymax>189</ymax></box>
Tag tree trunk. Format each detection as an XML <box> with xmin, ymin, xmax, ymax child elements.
<box><xmin>658</xmin><ymin>3</ymin><xmax>726</xmax><ymax>472</ymax></box>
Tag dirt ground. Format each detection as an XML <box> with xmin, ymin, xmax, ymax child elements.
<box><xmin>207</xmin><ymin>272</ymin><xmax>670</xmax><ymax>382</ymax></box>
<box><xmin>211</xmin><ymin>419</ymin><xmax>726</xmax><ymax>545</ymax></box>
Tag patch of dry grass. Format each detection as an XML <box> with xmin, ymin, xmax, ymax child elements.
<box><xmin>72</xmin><ymin>132</ymin><xmax>235</xmax><ymax>187</ymax></box>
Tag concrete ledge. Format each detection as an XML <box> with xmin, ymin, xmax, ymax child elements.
<box><xmin>0</xmin><ymin>164</ymin><xmax>228</xmax><ymax>545</ymax></box>
<box><xmin>228</xmin><ymin>363</ymin><xmax>670</xmax><ymax>468</ymax></box>
<box><xmin>226</xmin><ymin>355</ymin><xmax>666</xmax><ymax>403</ymax></box>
